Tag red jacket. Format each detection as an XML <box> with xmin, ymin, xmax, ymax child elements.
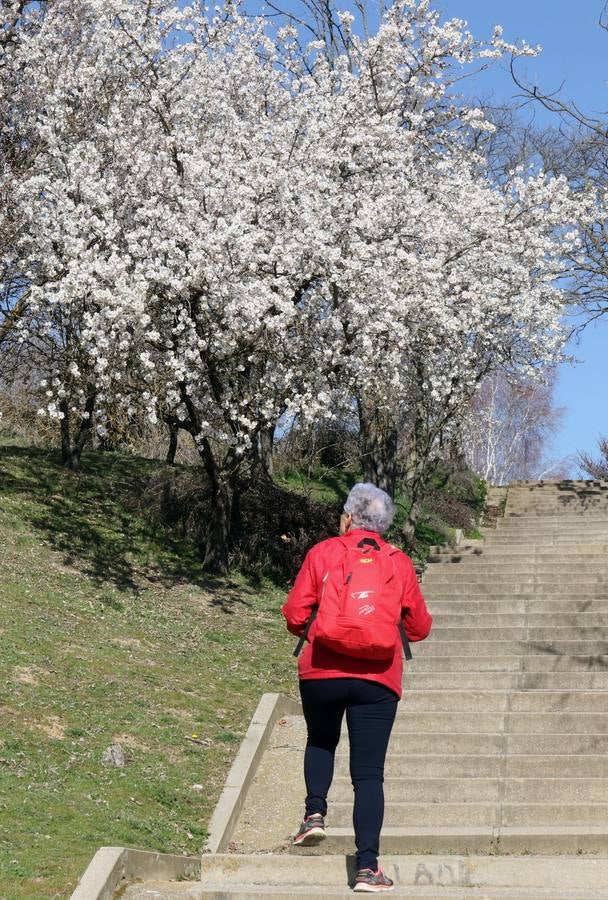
<box><xmin>281</xmin><ymin>529</ymin><xmax>432</xmax><ymax>699</ymax></box>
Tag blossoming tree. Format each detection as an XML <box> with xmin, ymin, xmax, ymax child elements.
<box><xmin>5</xmin><ymin>0</ymin><xmax>593</xmax><ymax>569</ymax></box>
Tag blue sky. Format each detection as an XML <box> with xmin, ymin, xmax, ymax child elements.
<box><xmin>437</xmin><ymin>0</ymin><xmax>608</xmax><ymax>469</ymax></box>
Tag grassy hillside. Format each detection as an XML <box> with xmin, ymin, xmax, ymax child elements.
<box><xmin>0</xmin><ymin>440</ymin><xmax>484</xmax><ymax>898</ymax></box>
<box><xmin>0</xmin><ymin>443</ymin><xmax>295</xmax><ymax>899</ymax></box>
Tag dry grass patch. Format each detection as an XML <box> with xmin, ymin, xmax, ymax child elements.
<box><xmin>32</xmin><ymin>716</ymin><xmax>66</xmax><ymax>740</ymax></box>
<box><xmin>12</xmin><ymin>666</ymin><xmax>48</xmax><ymax>686</ymax></box>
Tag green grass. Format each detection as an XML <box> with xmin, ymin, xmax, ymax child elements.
<box><xmin>275</xmin><ymin>463</ymin><xmax>357</xmax><ymax>505</ymax></box>
<box><xmin>0</xmin><ymin>440</ymin><xmax>486</xmax><ymax>897</ymax></box>
<box><xmin>275</xmin><ymin>463</ymin><xmax>484</xmax><ymax>564</ymax></box>
<box><xmin>0</xmin><ymin>442</ymin><xmax>296</xmax><ymax>899</ymax></box>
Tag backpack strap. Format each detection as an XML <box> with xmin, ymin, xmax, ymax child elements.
<box><xmin>293</xmin><ymin>606</ymin><xmax>318</xmax><ymax>658</ymax></box>
<box><xmin>399</xmin><ymin>619</ymin><xmax>413</xmax><ymax>661</ymax></box>
<box><xmin>382</xmin><ymin>543</ymin><xmax>413</xmax><ymax>661</ymax></box>
<box><xmin>293</xmin><ymin>537</ymin><xmax>349</xmax><ymax>658</ymax></box>
<box><xmin>357</xmin><ymin>537</ymin><xmax>381</xmax><ymax>551</ymax></box>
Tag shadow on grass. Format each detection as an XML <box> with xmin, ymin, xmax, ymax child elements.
<box><xmin>208</xmin><ymin>584</ymin><xmax>253</xmax><ymax>613</ymax></box>
<box><xmin>0</xmin><ymin>443</ymin><xmax>211</xmax><ymax>595</ymax></box>
<box><xmin>0</xmin><ymin>442</ymin><xmax>344</xmax><ymax>605</ymax></box>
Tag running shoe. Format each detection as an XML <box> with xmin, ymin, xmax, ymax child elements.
<box><xmin>353</xmin><ymin>867</ymin><xmax>394</xmax><ymax>892</ymax></box>
<box><xmin>292</xmin><ymin>813</ymin><xmax>326</xmax><ymax>846</ymax></box>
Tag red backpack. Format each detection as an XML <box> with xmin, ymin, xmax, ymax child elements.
<box><xmin>294</xmin><ymin>537</ymin><xmax>412</xmax><ymax>661</ymax></box>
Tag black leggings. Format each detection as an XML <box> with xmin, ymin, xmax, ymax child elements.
<box><xmin>299</xmin><ymin>677</ymin><xmax>398</xmax><ymax>871</ymax></box>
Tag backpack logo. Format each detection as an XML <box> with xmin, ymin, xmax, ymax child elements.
<box><xmin>358</xmin><ymin>604</ymin><xmax>376</xmax><ymax>616</ymax></box>
<box><xmin>351</xmin><ymin>590</ymin><xmax>375</xmax><ymax>600</ymax></box>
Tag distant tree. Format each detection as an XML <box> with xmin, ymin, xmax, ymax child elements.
<box><xmin>508</xmin><ymin>11</ymin><xmax>608</xmax><ymax>330</ymax></box>
<box><xmin>578</xmin><ymin>438</ymin><xmax>608</xmax><ymax>480</ymax></box>
<box><xmin>461</xmin><ymin>371</ymin><xmax>571</xmax><ymax>485</ymax></box>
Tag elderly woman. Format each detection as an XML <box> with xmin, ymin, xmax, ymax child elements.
<box><xmin>281</xmin><ymin>482</ymin><xmax>432</xmax><ymax>894</ymax></box>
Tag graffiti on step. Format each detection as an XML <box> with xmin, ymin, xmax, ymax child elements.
<box><xmin>408</xmin><ymin>860</ymin><xmax>474</xmax><ymax>887</ymax></box>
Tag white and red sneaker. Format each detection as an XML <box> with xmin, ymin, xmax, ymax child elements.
<box><xmin>353</xmin><ymin>867</ymin><xmax>394</xmax><ymax>892</ymax></box>
<box><xmin>292</xmin><ymin>813</ymin><xmax>326</xmax><ymax>846</ymax></box>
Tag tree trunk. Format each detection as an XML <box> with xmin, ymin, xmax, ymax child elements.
<box><xmin>258</xmin><ymin>424</ymin><xmax>275</xmax><ymax>478</ymax></box>
<box><xmin>202</xmin><ymin>477</ymin><xmax>233</xmax><ymax>574</ymax></box>
<box><xmin>59</xmin><ymin>388</ymin><xmax>96</xmax><ymax>472</ymax></box>
<box><xmin>191</xmin><ymin>429</ymin><xmax>239</xmax><ymax>574</ymax></box>
<box><xmin>0</xmin><ymin>294</ymin><xmax>27</xmax><ymax>345</ymax></box>
<box><xmin>166</xmin><ymin>420</ymin><xmax>179</xmax><ymax>465</ymax></box>
<box><xmin>357</xmin><ymin>398</ymin><xmax>398</xmax><ymax>498</ymax></box>
<box><xmin>402</xmin><ymin>499</ymin><xmax>420</xmax><ymax>548</ymax></box>
<box><xmin>59</xmin><ymin>401</ymin><xmax>72</xmax><ymax>467</ymax></box>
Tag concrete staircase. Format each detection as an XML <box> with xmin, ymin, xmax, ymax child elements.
<box><xmin>301</xmin><ymin>480</ymin><xmax>608</xmax><ymax>857</ymax></box>
<box><xmin>117</xmin><ymin>480</ymin><xmax>608</xmax><ymax>898</ymax></box>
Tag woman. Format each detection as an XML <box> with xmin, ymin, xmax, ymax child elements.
<box><xmin>281</xmin><ymin>482</ymin><xmax>432</xmax><ymax>893</ymax></box>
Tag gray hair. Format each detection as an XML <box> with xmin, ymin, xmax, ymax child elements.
<box><xmin>343</xmin><ymin>482</ymin><xmax>395</xmax><ymax>534</ymax></box>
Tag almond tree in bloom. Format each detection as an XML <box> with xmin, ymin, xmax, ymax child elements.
<box><xmin>0</xmin><ymin>1</ymin><xmax>46</xmax><ymax>351</ymax></box>
<box><xmin>5</xmin><ymin>0</ymin><xmax>594</xmax><ymax>570</ymax></box>
<box><xmin>353</xmin><ymin>158</ymin><xmax>590</xmax><ymax>534</ymax></box>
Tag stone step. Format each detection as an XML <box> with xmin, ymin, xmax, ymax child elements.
<box><xmin>424</xmin><ymin>573</ymin><xmax>608</xmax><ymax>583</ymax></box>
<box><xmin>329</xmin><ymin>801</ymin><xmax>608</xmax><ymax>827</ymax></box>
<box><xmin>329</xmin><ymin>803</ymin><xmax>497</xmax><ymax>827</ymax></box>
<box><xmin>489</xmin><ymin>533</ymin><xmax>608</xmax><ymax>540</ymax></box>
<box><xmin>509</xmin><ymin>482</ymin><xmax>608</xmax><ymax>488</ymax></box>
<box><xmin>499</xmin><ymin>509</ymin><xmax>608</xmax><ymax>515</ymax></box>
<box><xmin>109</xmin><ymin>887</ymin><xmax>608</xmax><ymax>900</ymax></box>
<box><xmin>486</xmin><ymin>525</ymin><xmax>608</xmax><ymax>533</ymax></box>
<box><xmin>506</xmin><ymin>501</ymin><xmax>608</xmax><ymax>507</ymax></box>
<box><xmin>424</xmin><ymin>584</ymin><xmax>608</xmax><ymax>595</ymax></box>
<box><xmin>493</xmin><ymin>533</ymin><xmax>608</xmax><ymax>541</ymax></box>
<box><xmin>330</xmin><ymin>777</ymin><xmax>502</xmax><ymax>803</ymax></box>
<box><xmin>379</xmin><ymin>711</ymin><xmax>608</xmax><ymax>733</ymax></box>
<box><xmin>436</xmin><ymin>542</ymin><xmax>608</xmax><ymax>551</ymax></box>
<box><xmin>428</xmin><ymin>599</ymin><xmax>608</xmax><ymax>614</ymax></box>
<box><xmin>505</xmin><ymin>510</ymin><xmax>608</xmax><ymax>515</ymax></box>
<box><xmin>401</xmin><ymin>691</ymin><xmax>608</xmax><ymax>713</ymax></box>
<box><xmin>323</xmin><ymin>825</ymin><xmax>608</xmax><ymax>855</ymax></box>
<box><xmin>427</xmin><ymin>552</ymin><xmax>608</xmax><ymax>563</ymax></box>
<box><xmin>482</xmin><ymin>536</ymin><xmax>608</xmax><ymax>545</ymax></box>
<box><xmin>330</xmin><ymin>776</ymin><xmax>608</xmax><ymax>804</ymax></box>
<box><xmin>378</xmin><ymin>733</ymin><xmax>505</xmax><ymax>754</ymax></box>
<box><xmin>506</xmin><ymin>518</ymin><xmax>608</xmax><ymax>524</ymax></box>
<box><xmin>503</xmin><ymin>502</ymin><xmax>608</xmax><ymax>507</ymax></box>
<box><xmin>432</xmin><ymin>612</ymin><xmax>608</xmax><ymax>627</ymax></box>
<box><xmin>487</xmin><ymin>535</ymin><xmax>608</xmax><ymax>544</ymax></box>
<box><xmin>427</xmin><ymin>544</ymin><xmax>606</xmax><ymax>560</ymax></box>
<box><xmin>425</xmin><ymin>564</ymin><xmax>608</xmax><ymax>574</ymax></box>
<box><xmin>507</xmin><ymin>493</ymin><xmax>608</xmax><ymax>500</ymax></box>
<box><xmin>425</xmin><ymin>627</ymin><xmax>608</xmax><ymax>641</ymax></box>
<box><xmin>405</xmin><ymin>672</ymin><xmax>608</xmax><ymax>690</ymax></box>
<box><xmin>423</xmin><ymin>592</ymin><xmax>608</xmax><ymax>602</ymax></box>
<box><xmin>335</xmin><ymin>753</ymin><xmax>608</xmax><ymax>779</ymax></box>
<box><xmin>503</xmin><ymin>500</ymin><xmax>608</xmax><ymax>506</ymax></box>
<box><xmin>424</xmin><ymin>574</ymin><xmax>608</xmax><ymax>586</ymax></box>
<box><xmin>414</xmin><ymin>639</ymin><xmax>608</xmax><ymax>656</ymax></box>
<box><xmin>379</xmin><ymin>733</ymin><xmax>608</xmax><ymax>755</ymax></box>
<box><xmin>427</xmin><ymin>553</ymin><xmax>608</xmax><ymax>566</ymax></box>
<box><xmin>504</xmin><ymin>515</ymin><xmax>608</xmax><ymax>521</ymax></box>
<box><xmin>408</xmin><ymin>653</ymin><xmax>608</xmax><ymax>672</ymax></box>
<box><xmin>510</xmin><ymin>478</ymin><xmax>607</xmax><ymax>483</ymax></box>
<box><xmin>119</xmin><ymin>854</ymin><xmax>608</xmax><ymax>898</ymax></box>
<box><xmin>497</xmin><ymin>524</ymin><xmax>608</xmax><ymax>532</ymax></box>
<box><xmin>506</xmin><ymin>508</ymin><xmax>608</xmax><ymax>513</ymax></box>
<box><xmin>498</xmin><ymin>506</ymin><xmax>608</xmax><ymax>512</ymax></box>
